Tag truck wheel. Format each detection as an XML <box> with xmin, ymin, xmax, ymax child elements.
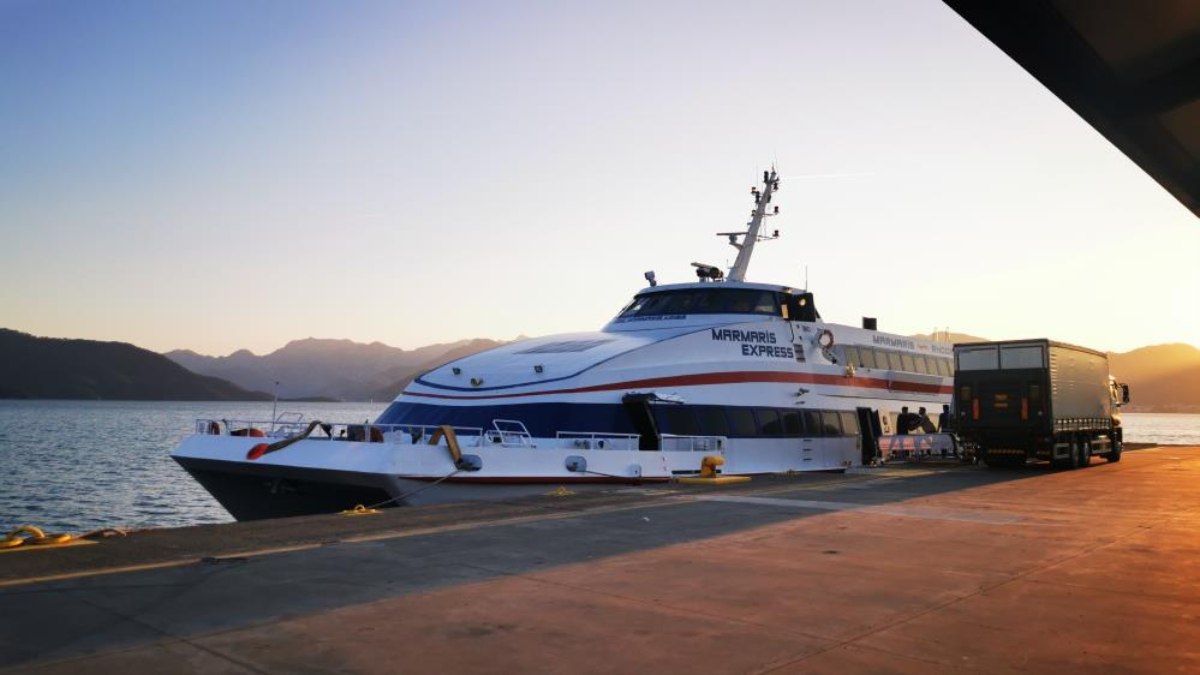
<box><xmin>1107</xmin><ymin>442</ymin><xmax>1123</xmax><ymax>463</ymax></box>
<box><xmin>1080</xmin><ymin>441</ymin><xmax>1092</xmax><ymax>468</ymax></box>
<box><xmin>1066</xmin><ymin>439</ymin><xmax>1083</xmax><ymax>470</ymax></box>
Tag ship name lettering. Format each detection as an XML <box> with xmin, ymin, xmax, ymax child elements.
<box><xmin>741</xmin><ymin>344</ymin><xmax>795</xmax><ymax>359</ymax></box>
<box><xmin>710</xmin><ymin>328</ymin><xmax>777</xmax><ymax>344</ymax></box>
<box><xmin>872</xmin><ymin>335</ymin><xmax>915</xmax><ymax>350</ymax></box>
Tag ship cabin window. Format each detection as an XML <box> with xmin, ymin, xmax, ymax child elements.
<box><xmin>652</xmin><ymin>405</ymin><xmax>859</xmax><ymax>438</ymax></box>
<box><xmin>886</xmin><ymin>351</ymin><xmax>903</xmax><ymax>370</ymax></box>
<box><xmin>619</xmin><ymin>288</ymin><xmax>781</xmax><ymax>318</ymax></box>
<box><xmin>858</xmin><ymin>347</ymin><xmax>877</xmax><ymax>369</ymax></box>
<box><xmin>839</xmin><ymin>411</ymin><xmax>859</xmax><ymax>436</ymax></box>
<box><xmin>843</xmin><ymin>346</ymin><xmax>860</xmax><ymax>368</ymax></box>
<box><xmin>696</xmin><ymin>406</ymin><xmax>730</xmax><ymax>436</ymax></box>
<box><xmin>802</xmin><ymin>410</ymin><xmax>823</xmax><ymax>435</ymax></box>
<box><xmin>820</xmin><ymin>411</ymin><xmax>843</xmax><ymax>435</ymax></box>
<box><xmin>755</xmin><ymin>408</ymin><xmax>784</xmax><ymax>436</ymax></box>
<box><xmin>781</xmin><ymin>410</ymin><xmax>803</xmax><ymax>434</ymax></box>
<box><xmin>938</xmin><ymin>358</ymin><xmax>953</xmax><ymax>377</ymax></box>
<box><xmin>727</xmin><ymin>408</ymin><xmax>758</xmax><ymax>436</ymax></box>
<box><xmin>913</xmin><ymin>355</ymin><xmax>930</xmax><ymax>375</ymax></box>
<box><xmin>659</xmin><ymin>405</ymin><xmax>701</xmax><ymax>436</ymax></box>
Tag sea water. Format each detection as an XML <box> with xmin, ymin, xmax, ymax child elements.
<box><xmin>0</xmin><ymin>400</ymin><xmax>1197</xmax><ymax>533</ymax></box>
<box><xmin>0</xmin><ymin>400</ymin><xmax>382</xmax><ymax>533</ymax></box>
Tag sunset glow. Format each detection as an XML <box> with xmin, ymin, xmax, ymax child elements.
<box><xmin>2</xmin><ymin>0</ymin><xmax>1196</xmax><ymax>356</ymax></box>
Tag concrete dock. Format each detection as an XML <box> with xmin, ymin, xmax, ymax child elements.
<box><xmin>3</xmin><ymin>446</ymin><xmax>1198</xmax><ymax>674</ymax></box>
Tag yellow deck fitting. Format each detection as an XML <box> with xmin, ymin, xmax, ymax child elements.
<box><xmin>678</xmin><ymin>455</ymin><xmax>750</xmax><ymax>484</ymax></box>
<box><xmin>546</xmin><ymin>486</ymin><xmax>575</xmax><ymax>497</ymax></box>
<box><xmin>340</xmin><ymin>505</ymin><xmax>380</xmax><ymax>516</ymax></box>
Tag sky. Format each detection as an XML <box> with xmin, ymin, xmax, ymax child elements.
<box><xmin>1</xmin><ymin>0</ymin><xmax>1197</xmax><ymax>357</ymax></box>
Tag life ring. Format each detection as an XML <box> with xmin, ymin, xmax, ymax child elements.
<box><xmin>817</xmin><ymin>329</ymin><xmax>835</xmax><ymax>349</ymax></box>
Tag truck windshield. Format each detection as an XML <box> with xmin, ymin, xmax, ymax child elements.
<box><xmin>619</xmin><ymin>288</ymin><xmax>780</xmax><ymax>317</ymax></box>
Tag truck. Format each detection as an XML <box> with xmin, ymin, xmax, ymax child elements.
<box><xmin>952</xmin><ymin>339</ymin><xmax>1130</xmax><ymax>469</ymax></box>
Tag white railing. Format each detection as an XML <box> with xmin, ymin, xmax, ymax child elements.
<box><xmin>483</xmin><ymin>419</ymin><xmax>535</xmax><ymax>447</ymax></box>
<box><xmin>555</xmin><ymin>431</ymin><xmax>641</xmax><ymax>451</ymax></box>
<box><xmin>193</xmin><ymin>418</ymin><xmax>486</xmax><ymax>447</ymax></box>
<box><xmin>659</xmin><ymin>434</ymin><xmax>727</xmax><ymax>452</ymax></box>
<box><xmin>194</xmin><ymin>417</ymin><xmax>727</xmax><ymax>454</ymax></box>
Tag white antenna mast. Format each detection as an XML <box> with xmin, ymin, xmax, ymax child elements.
<box><xmin>719</xmin><ymin>167</ymin><xmax>780</xmax><ymax>282</ymax></box>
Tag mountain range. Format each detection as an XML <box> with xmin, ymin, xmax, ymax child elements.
<box><xmin>0</xmin><ymin>329</ymin><xmax>269</xmax><ymax>401</ymax></box>
<box><xmin>3</xmin><ymin>328</ymin><xmax>1197</xmax><ymax>412</ymax></box>
<box><xmin>166</xmin><ymin>337</ymin><xmax>506</xmax><ymax>402</ymax></box>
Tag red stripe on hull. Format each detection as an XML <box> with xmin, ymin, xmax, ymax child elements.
<box><xmin>405</xmin><ymin>371</ymin><xmax>951</xmax><ymax>401</ymax></box>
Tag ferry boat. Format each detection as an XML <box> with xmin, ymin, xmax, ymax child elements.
<box><xmin>172</xmin><ymin>168</ymin><xmax>955</xmax><ymax>521</ymax></box>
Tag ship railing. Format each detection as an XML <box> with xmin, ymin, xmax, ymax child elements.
<box><xmin>659</xmin><ymin>434</ymin><xmax>727</xmax><ymax>452</ymax></box>
<box><xmin>485</xmin><ymin>419</ymin><xmax>535</xmax><ymax>447</ymax></box>
<box><xmin>193</xmin><ymin>418</ymin><xmax>489</xmax><ymax>447</ymax></box>
<box><xmin>555</xmin><ymin>431</ymin><xmax>641</xmax><ymax>451</ymax></box>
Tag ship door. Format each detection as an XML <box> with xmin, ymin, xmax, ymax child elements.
<box><xmin>622</xmin><ymin>394</ymin><xmax>661</xmax><ymax>451</ymax></box>
<box><xmin>857</xmin><ymin>407</ymin><xmax>881</xmax><ymax>464</ymax></box>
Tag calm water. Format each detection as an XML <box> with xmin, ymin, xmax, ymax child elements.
<box><xmin>0</xmin><ymin>400</ymin><xmax>382</xmax><ymax>533</ymax></box>
<box><xmin>1</xmin><ymin>401</ymin><xmax>1197</xmax><ymax>533</ymax></box>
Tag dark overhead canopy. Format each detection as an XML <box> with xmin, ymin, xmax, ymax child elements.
<box><xmin>944</xmin><ymin>0</ymin><xmax>1200</xmax><ymax>218</ymax></box>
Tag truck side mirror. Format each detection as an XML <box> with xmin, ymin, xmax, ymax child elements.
<box><xmin>1121</xmin><ymin>384</ymin><xmax>1130</xmax><ymax>404</ymax></box>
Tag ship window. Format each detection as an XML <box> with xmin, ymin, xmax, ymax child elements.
<box><xmin>696</xmin><ymin>406</ymin><xmax>730</xmax><ymax>436</ymax></box>
<box><xmin>839</xmin><ymin>411</ymin><xmax>859</xmax><ymax>436</ymax></box>
<box><xmin>913</xmin><ymin>355</ymin><xmax>930</xmax><ymax>375</ymax></box>
<box><xmin>755</xmin><ymin>408</ymin><xmax>783</xmax><ymax>436</ymax></box>
<box><xmin>727</xmin><ymin>408</ymin><xmax>757</xmax><ymax>436</ymax></box>
<box><xmin>858</xmin><ymin>348</ymin><xmax>877</xmax><ymax>369</ymax></box>
<box><xmin>886</xmin><ymin>351</ymin><xmax>903</xmax><ymax>370</ymax></box>
<box><xmin>660</xmin><ymin>405</ymin><xmax>701</xmax><ymax>436</ymax></box>
<box><xmin>900</xmin><ymin>352</ymin><xmax>916</xmax><ymax>373</ymax></box>
<box><xmin>802</xmin><ymin>410</ymin><xmax>824</xmax><ymax>436</ymax></box>
<box><xmin>936</xmin><ymin>358</ymin><xmax>951</xmax><ymax>377</ymax></box>
<box><xmin>844</xmin><ymin>346</ymin><xmax>860</xmax><ymax>368</ymax></box>
<box><xmin>619</xmin><ymin>288</ymin><xmax>781</xmax><ymax>318</ymax></box>
<box><xmin>820</xmin><ymin>411</ymin><xmax>843</xmax><ymax>436</ymax></box>
<box><xmin>780</xmin><ymin>410</ymin><xmax>803</xmax><ymax>435</ymax></box>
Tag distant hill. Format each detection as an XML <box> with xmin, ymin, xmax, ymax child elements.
<box><xmin>910</xmin><ymin>332</ymin><xmax>988</xmax><ymax>345</ymax></box>
<box><xmin>0</xmin><ymin>329</ymin><xmax>269</xmax><ymax>401</ymax></box>
<box><xmin>8</xmin><ymin>327</ymin><xmax>1197</xmax><ymax>411</ymax></box>
<box><xmin>166</xmin><ymin>337</ymin><xmax>500</xmax><ymax>401</ymax></box>
<box><xmin>1109</xmin><ymin>344</ymin><xmax>1200</xmax><ymax>413</ymax></box>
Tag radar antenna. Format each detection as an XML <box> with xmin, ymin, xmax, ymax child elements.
<box><xmin>719</xmin><ymin>167</ymin><xmax>780</xmax><ymax>282</ymax></box>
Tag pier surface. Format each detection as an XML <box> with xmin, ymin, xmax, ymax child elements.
<box><xmin>3</xmin><ymin>446</ymin><xmax>1198</xmax><ymax>674</ymax></box>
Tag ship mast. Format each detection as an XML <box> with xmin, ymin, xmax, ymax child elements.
<box><xmin>721</xmin><ymin>167</ymin><xmax>780</xmax><ymax>282</ymax></box>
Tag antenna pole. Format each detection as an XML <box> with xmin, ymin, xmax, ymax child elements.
<box><xmin>727</xmin><ymin>167</ymin><xmax>778</xmax><ymax>282</ymax></box>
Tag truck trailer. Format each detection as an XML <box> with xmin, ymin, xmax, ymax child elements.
<box><xmin>953</xmin><ymin>339</ymin><xmax>1129</xmax><ymax>469</ymax></box>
